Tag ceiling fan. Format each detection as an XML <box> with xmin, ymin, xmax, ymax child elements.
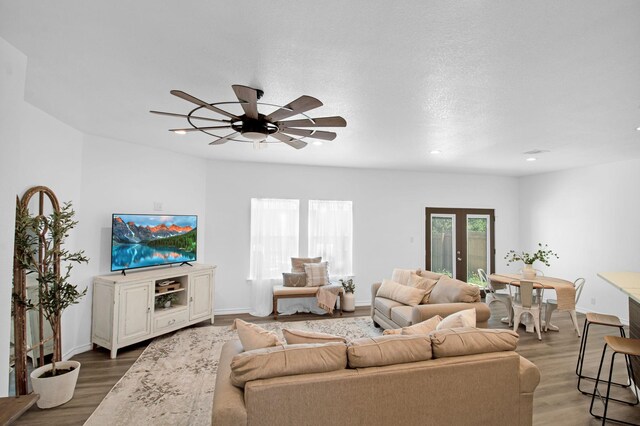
<box><xmin>150</xmin><ymin>85</ymin><xmax>347</xmax><ymax>149</ymax></box>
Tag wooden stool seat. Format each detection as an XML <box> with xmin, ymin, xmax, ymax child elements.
<box><xmin>272</xmin><ymin>285</ymin><xmax>344</xmax><ymax>320</ymax></box>
<box><xmin>586</xmin><ymin>312</ymin><xmax>623</xmax><ymax>327</ymax></box>
<box><xmin>604</xmin><ymin>336</ymin><xmax>640</xmax><ymax>357</ymax></box>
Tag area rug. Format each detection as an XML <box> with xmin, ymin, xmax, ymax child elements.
<box><xmin>84</xmin><ymin>316</ymin><xmax>381</xmax><ymax>426</ymax></box>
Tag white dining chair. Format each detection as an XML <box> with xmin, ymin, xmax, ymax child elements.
<box><xmin>479</xmin><ymin>268</ymin><xmax>513</xmax><ymax>326</ymax></box>
<box><xmin>544</xmin><ymin>278</ymin><xmax>585</xmax><ymax>336</ymax></box>
<box><xmin>510</xmin><ymin>280</ymin><xmax>544</xmax><ymax>340</ymax></box>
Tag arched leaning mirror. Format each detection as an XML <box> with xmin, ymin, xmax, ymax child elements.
<box><xmin>11</xmin><ymin>186</ymin><xmax>60</xmax><ymax>395</ymax></box>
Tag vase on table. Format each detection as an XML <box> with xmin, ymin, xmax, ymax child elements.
<box><xmin>522</xmin><ymin>264</ymin><xmax>537</xmax><ymax>279</ymax></box>
<box><xmin>342</xmin><ymin>293</ymin><xmax>355</xmax><ymax>312</ymax></box>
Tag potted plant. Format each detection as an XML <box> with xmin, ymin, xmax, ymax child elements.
<box><xmin>15</xmin><ymin>201</ymin><xmax>88</xmax><ymax>408</ymax></box>
<box><xmin>156</xmin><ymin>293</ymin><xmax>178</xmax><ymax>309</ymax></box>
<box><xmin>339</xmin><ymin>278</ymin><xmax>356</xmax><ymax>312</ymax></box>
<box><xmin>504</xmin><ymin>243</ymin><xmax>559</xmax><ymax>279</ymax></box>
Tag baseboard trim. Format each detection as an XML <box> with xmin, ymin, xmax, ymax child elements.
<box><xmin>63</xmin><ymin>343</ymin><xmax>93</xmax><ymax>360</ymax></box>
<box><xmin>214</xmin><ymin>307</ymin><xmax>252</xmax><ymax>315</ymax></box>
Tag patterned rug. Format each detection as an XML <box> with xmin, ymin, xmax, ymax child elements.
<box><xmin>84</xmin><ymin>316</ymin><xmax>381</xmax><ymax>426</ymax></box>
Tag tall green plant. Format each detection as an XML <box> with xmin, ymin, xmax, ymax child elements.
<box><xmin>15</xmin><ymin>201</ymin><xmax>88</xmax><ymax>375</ymax></box>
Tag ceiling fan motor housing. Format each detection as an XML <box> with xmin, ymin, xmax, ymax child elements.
<box><xmin>233</xmin><ymin>117</ymin><xmax>276</xmax><ymax>140</ymax></box>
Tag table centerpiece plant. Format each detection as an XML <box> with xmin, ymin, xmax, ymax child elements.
<box><xmin>504</xmin><ymin>243</ymin><xmax>559</xmax><ymax>279</ymax></box>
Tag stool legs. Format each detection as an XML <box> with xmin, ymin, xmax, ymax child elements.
<box><xmin>589</xmin><ymin>344</ymin><xmax>639</xmax><ymax>425</ymax></box>
<box><xmin>577</xmin><ymin>323</ymin><xmax>630</xmax><ymax>395</ymax></box>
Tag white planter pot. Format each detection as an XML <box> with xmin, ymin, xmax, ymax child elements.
<box><xmin>30</xmin><ymin>360</ymin><xmax>81</xmax><ymax>409</ymax></box>
<box><xmin>342</xmin><ymin>293</ymin><xmax>355</xmax><ymax>312</ymax></box>
<box><xmin>522</xmin><ymin>264</ymin><xmax>537</xmax><ymax>279</ymax></box>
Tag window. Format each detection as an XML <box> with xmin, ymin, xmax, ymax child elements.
<box><xmin>249</xmin><ymin>198</ymin><xmax>299</xmax><ymax>280</ymax></box>
<box><xmin>308</xmin><ymin>200</ymin><xmax>353</xmax><ymax>277</ymax></box>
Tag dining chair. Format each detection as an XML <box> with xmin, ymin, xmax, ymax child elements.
<box><xmin>479</xmin><ymin>268</ymin><xmax>513</xmax><ymax>326</ymax></box>
<box><xmin>544</xmin><ymin>278</ymin><xmax>585</xmax><ymax>336</ymax></box>
<box><xmin>510</xmin><ymin>280</ymin><xmax>544</xmax><ymax>340</ymax></box>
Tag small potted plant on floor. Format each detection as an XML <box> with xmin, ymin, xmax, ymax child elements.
<box><xmin>339</xmin><ymin>278</ymin><xmax>356</xmax><ymax>312</ymax></box>
<box><xmin>504</xmin><ymin>243</ymin><xmax>559</xmax><ymax>279</ymax></box>
<box><xmin>15</xmin><ymin>201</ymin><xmax>89</xmax><ymax>408</ymax></box>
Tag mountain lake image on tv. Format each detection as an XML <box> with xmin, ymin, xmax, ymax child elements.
<box><xmin>111</xmin><ymin>214</ymin><xmax>197</xmax><ymax>271</ymax></box>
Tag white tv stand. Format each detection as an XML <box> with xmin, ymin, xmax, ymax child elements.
<box><xmin>92</xmin><ymin>263</ymin><xmax>216</xmax><ymax>358</ymax></box>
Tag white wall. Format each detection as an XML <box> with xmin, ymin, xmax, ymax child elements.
<box><xmin>0</xmin><ymin>37</ymin><xmax>26</xmax><ymax>397</ymax></box>
<box><xmin>206</xmin><ymin>160</ymin><xmax>521</xmax><ymax>313</ymax></box>
<box><xmin>519</xmin><ymin>159</ymin><xmax>640</xmax><ymax>322</ymax></box>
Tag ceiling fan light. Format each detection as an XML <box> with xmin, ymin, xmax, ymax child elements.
<box><xmin>243</xmin><ymin>131</ymin><xmax>267</xmax><ymax>141</ymax></box>
<box><xmin>312</xmin><ymin>141</ymin><xmax>323</xmax><ymax>146</ymax></box>
<box><xmin>173</xmin><ymin>130</ymin><xmax>187</xmax><ymax>135</ymax></box>
<box><xmin>526</xmin><ymin>157</ymin><xmax>537</xmax><ymax>162</ymax></box>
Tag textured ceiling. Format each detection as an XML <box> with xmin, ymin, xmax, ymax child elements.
<box><xmin>1</xmin><ymin>0</ymin><xmax>639</xmax><ymax>176</ymax></box>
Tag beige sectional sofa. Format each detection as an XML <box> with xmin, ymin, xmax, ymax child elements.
<box><xmin>371</xmin><ymin>269</ymin><xmax>491</xmax><ymax>330</ymax></box>
<box><xmin>212</xmin><ymin>328</ymin><xmax>540</xmax><ymax>426</ymax></box>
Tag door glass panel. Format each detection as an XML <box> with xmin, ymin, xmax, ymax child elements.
<box><xmin>430</xmin><ymin>214</ymin><xmax>455</xmax><ymax>277</ymax></box>
<box><xmin>466</xmin><ymin>215</ymin><xmax>490</xmax><ymax>286</ymax></box>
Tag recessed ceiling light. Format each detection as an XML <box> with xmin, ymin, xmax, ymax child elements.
<box><xmin>312</xmin><ymin>141</ymin><xmax>323</xmax><ymax>146</ymax></box>
<box><xmin>526</xmin><ymin>157</ymin><xmax>537</xmax><ymax>162</ymax></box>
<box><xmin>636</xmin><ymin>126</ymin><xmax>640</xmax><ymax>131</ymax></box>
<box><xmin>173</xmin><ymin>130</ymin><xmax>187</xmax><ymax>135</ymax></box>
<box><xmin>430</xmin><ymin>150</ymin><xmax>441</xmax><ymax>155</ymax></box>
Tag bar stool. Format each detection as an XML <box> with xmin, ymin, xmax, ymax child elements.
<box><xmin>589</xmin><ymin>336</ymin><xmax>640</xmax><ymax>425</ymax></box>
<box><xmin>577</xmin><ymin>312</ymin><xmax>631</xmax><ymax>395</ymax></box>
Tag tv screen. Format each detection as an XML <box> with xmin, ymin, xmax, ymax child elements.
<box><xmin>111</xmin><ymin>214</ymin><xmax>197</xmax><ymax>272</ymax></box>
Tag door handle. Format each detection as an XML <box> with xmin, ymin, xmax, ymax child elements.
<box><xmin>457</xmin><ymin>257</ymin><xmax>462</xmax><ymax>261</ymax></box>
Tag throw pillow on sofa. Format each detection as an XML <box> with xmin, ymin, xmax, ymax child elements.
<box><xmin>283</xmin><ymin>328</ymin><xmax>347</xmax><ymax>344</ymax></box>
<box><xmin>376</xmin><ymin>279</ymin><xmax>427</xmax><ymax>306</ymax></box>
<box><xmin>430</xmin><ymin>327</ymin><xmax>519</xmax><ymax>358</ymax></box>
<box><xmin>282</xmin><ymin>272</ymin><xmax>308</xmax><ymax>287</ymax></box>
<box><xmin>382</xmin><ymin>315</ymin><xmax>443</xmax><ymax>336</ymax></box>
<box><xmin>230</xmin><ymin>342</ymin><xmax>347</xmax><ymax>388</ymax></box>
<box><xmin>436</xmin><ymin>308</ymin><xmax>476</xmax><ymax>330</ymax></box>
<box><xmin>304</xmin><ymin>261</ymin><xmax>330</xmax><ymax>286</ymax></box>
<box><xmin>429</xmin><ymin>275</ymin><xmax>481</xmax><ymax>304</ymax></box>
<box><xmin>391</xmin><ymin>268</ymin><xmax>419</xmax><ymax>285</ymax></box>
<box><xmin>418</xmin><ymin>269</ymin><xmax>444</xmax><ymax>281</ymax></box>
<box><xmin>230</xmin><ymin>319</ymin><xmax>281</xmax><ymax>351</ymax></box>
<box><xmin>408</xmin><ymin>273</ymin><xmax>439</xmax><ymax>304</ymax></box>
<box><xmin>291</xmin><ymin>256</ymin><xmax>322</xmax><ymax>273</ymax></box>
<box><xmin>347</xmin><ymin>335</ymin><xmax>432</xmax><ymax>368</ymax></box>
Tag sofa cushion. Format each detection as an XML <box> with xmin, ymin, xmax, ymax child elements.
<box><xmin>391</xmin><ymin>268</ymin><xmax>419</xmax><ymax>285</ymax></box>
<box><xmin>436</xmin><ymin>308</ymin><xmax>476</xmax><ymax>330</ymax></box>
<box><xmin>430</xmin><ymin>327</ymin><xmax>519</xmax><ymax>358</ymax></box>
<box><xmin>377</xmin><ymin>279</ymin><xmax>426</xmax><ymax>307</ymax></box>
<box><xmin>383</xmin><ymin>315</ymin><xmax>442</xmax><ymax>336</ymax></box>
<box><xmin>408</xmin><ymin>273</ymin><xmax>439</xmax><ymax>304</ymax></box>
<box><xmin>347</xmin><ymin>335</ymin><xmax>432</xmax><ymax>368</ymax></box>
<box><xmin>282</xmin><ymin>272</ymin><xmax>307</xmax><ymax>287</ymax></box>
<box><xmin>390</xmin><ymin>306</ymin><xmax>414</xmax><ymax>327</ymax></box>
<box><xmin>291</xmin><ymin>256</ymin><xmax>322</xmax><ymax>273</ymax></box>
<box><xmin>283</xmin><ymin>329</ymin><xmax>347</xmax><ymax>344</ymax></box>
<box><xmin>230</xmin><ymin>319</ymin><xmax>281</xmax><ymax>352</ymax></box>
<box><xmin>374</xmin><ymin>297</ymin><xmax>404</xmax><ymax>318</ymax></box>
<box><xmin>230</xmin><ymin>342</ymin><xmax>347</xmax><ymax>388</ymax></box>
<box><xmin>304</xmin><ymin>261</ymin><xmax>329</xmax><ymax>286</ymax></box>
<box><xmin>429</xmin><ymin>276</ymin><xmax>481</xmax><ymax>304</ymax></box>
<box><xmin>419</xmin><ymin>270</ymin><xmax>444</xmax><ymax>281</ymax></box>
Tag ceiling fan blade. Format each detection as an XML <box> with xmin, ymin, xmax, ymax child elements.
<box><xmin>209</xmin><ymin>132</ymin><xmax>238</xmax><ymax>145</ymax></box>
<box><xmin>280</xmin><ymin>128</ymin><xmax>337</xmax><ymax>141</ymax></box>
<box><xmin>232</xmin><ymin>85</ymin><xmax>259</xmax><ymax>120</ymax></box>
<box><xmin>265</xmin><ymin>95</ymin><xmax>323</xmax><ymax>122</ymax></box>
<box><xmin>278</xmin><ymin>116</ymin><xmax>347</xmax><ymax>128</ymax></box>
<box><xmin>169</xmin><ymin>125</ymin><xmax>232</xmax><ymax>133</ymax></box>
<box><xmin>149</xmin><ymin>110</ymin><xmax>230</xmax><ymax>123</ymax></box>
<box><xmin>271</xmin><ymin>132</ymin><xmax>307</xmax><ymax>149</ymax></box>
<box><xmin>171</xmin><ymin>90</ymin><xmax>239</xmax><ymax>120</ymax></box>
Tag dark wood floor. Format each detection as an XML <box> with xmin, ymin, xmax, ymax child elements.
<box><xmin>12</xmin><ymin>305</ymin><xmax>640</xmax><ymax>425</ymax></box>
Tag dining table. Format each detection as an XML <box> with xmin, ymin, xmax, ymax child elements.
<box><xmin>488</xmin><ymin>273</ymin><xmax>576</xmax><ymax>333</ymax></box>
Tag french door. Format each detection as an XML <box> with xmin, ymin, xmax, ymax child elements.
<box><xmin>425</xmin><ymin>208</ymin><xmax>495</xmax><ymax>284</ymax></box>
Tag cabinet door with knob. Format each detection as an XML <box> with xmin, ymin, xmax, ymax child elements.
<box><xmin>189</xmin><ymin>272</ymin><xmax>213</xmax><ymax>322</ymax></box>
<box><xmin>117</xmin><ymin>281</ymin><xmax>153</xmax><ymax>344</ymax></box>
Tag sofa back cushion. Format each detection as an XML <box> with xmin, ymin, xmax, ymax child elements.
<box><xmin>230</xmin><ymin>319</ymin><xmax>281</xmax><ymax>351</ymax></box>
<box><xmin>391</xmin><ymin>268</ymin><xmax>419</xmax><ymax>285</ymax></box>
<box><xmin>283</xmin><ymin>328</ymin><xmax>347</xmax><ymax>344</ymax></box>
<box><xmin>376</xmin><ymin>279</ymin><xmax>426</xmax><ymax>306</ymax></box>
<box><xmin>347</xmin><ymin>335</ymin><xmax>432</xmax><ymax>368</ymax></box>
<box><xmin>430</xmin><ymin>327</ymin><xmax>519</xmax><ymax>358</ymax></box>
<box><xmin>408</xmin><ymin>273</ymin><xmax>439</xmax><ymax>304</ymax></box>
<box><xmin>418</xmin><ymin>270</ymin><xmax>444</xmax><ymax>281</ymax></box>
<box><xmin>429</xmin><ymin>276</ymin><xmax>481</xmax><ymax>304</ymax></box>
<box><xmin>230</xmin><ymin>342</ymin><xmax>347</xmax><ymax>388</ymax></box>
<box><xmin>291</xmin><ymin>256</ymin><xmax>322</xmax><ymax>273</ymax></box>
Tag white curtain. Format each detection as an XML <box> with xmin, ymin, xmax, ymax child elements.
<box><xmin>249</xmin><ymin>198</ymin><xmax>299</xmax><ymax>316</ymax></box>
<box><xmin>308</xmin><ymin>200</ymin><xmax>353</xmax><ymax>278</ymax></box>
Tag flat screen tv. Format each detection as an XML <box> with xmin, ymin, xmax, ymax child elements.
<box><xmin>111</xmin><ymin>214</ymin><xmax>197</xmax><ymax>272</ymax></box>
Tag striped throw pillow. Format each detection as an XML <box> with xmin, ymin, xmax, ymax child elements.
<box><xmin>304</xmin><ymin>261</ymin><xmax>329</xmax><ymax>287</ymax></box>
